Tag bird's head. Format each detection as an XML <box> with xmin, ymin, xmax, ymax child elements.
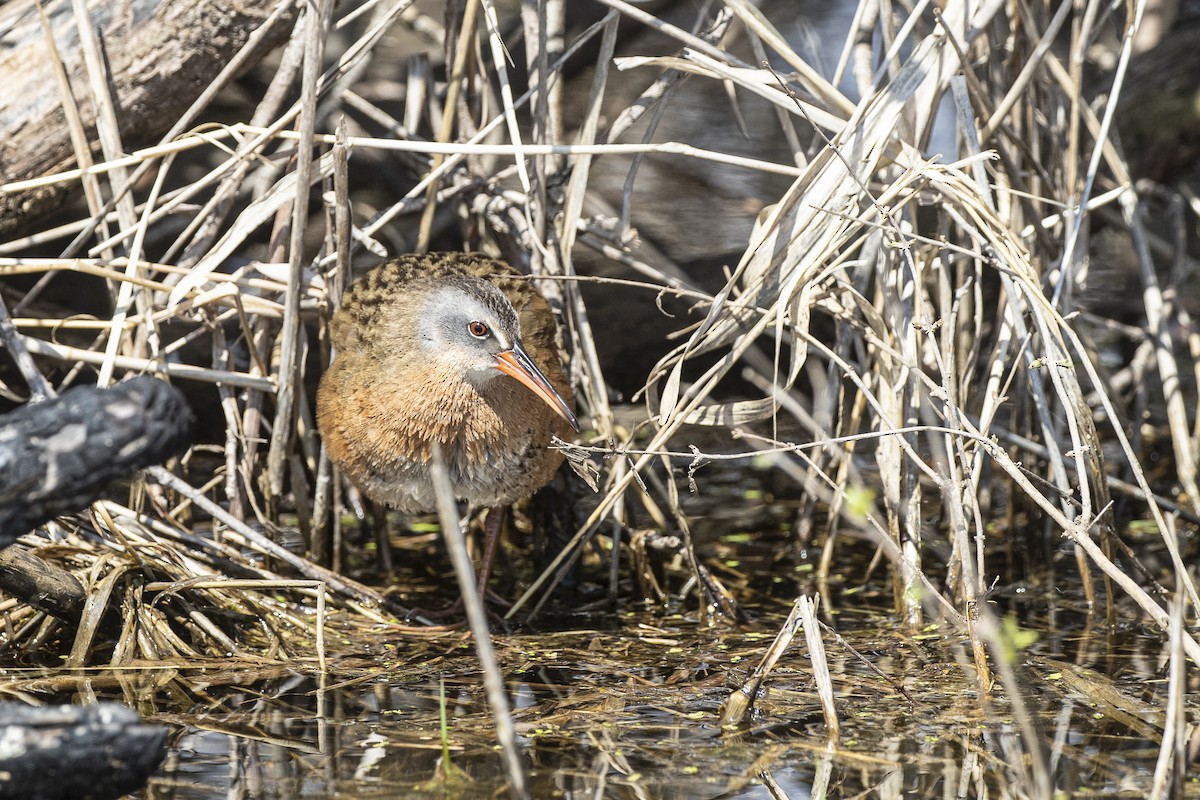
<box><xmin>417</xmin><ymin>278</ymin><xmax>579</xmax><ymax>432</ymax></box>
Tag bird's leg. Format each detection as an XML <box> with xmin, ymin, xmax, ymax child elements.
<box><xmin>476</xmin><ymin>506</ymin><xmax>507</xmax><ymax>600</ymax></box>
<box><xmin>406</xmin><ymin>507</ymin><xmax>511</xmax><ymax>625</ymax></box>
<box><xmin>371</xmin><ymin>502</ymin><xmax>394</xmax><ymax>580</ymax></box>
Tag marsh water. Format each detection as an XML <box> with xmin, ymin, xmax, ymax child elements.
<box><xmin>140</xmin><ymin>611</ymin><xmax>1174</xmax><ymax>799</ymax></box>
<box><xmin>1</xmin><ymin>488</ymin><xmax>1183</xmax><ymax>800</ymax></box>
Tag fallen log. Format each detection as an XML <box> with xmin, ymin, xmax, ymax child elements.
<box><xmin>0</xmin><ymin>375</ymin><xmax>195</xmax><ymax>546</ymax></box>
<box><xmin>0</xmin><ymin>546</ymin><xmax>86</xmax><ymax>622</ymax></box>
<box><xmin>0</xmin><ymin>703</ymin><xmax>168</xmax><ymax>800</ymax></box>
<box><xmin>0</xmin><ymin>0</ymin><xmax>298</xmax><ymax>235</ymax></box>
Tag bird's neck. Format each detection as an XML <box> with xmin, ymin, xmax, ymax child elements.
<box><xmin>399</xmin><ymin>360</ymin><xmax>512</xmax><ymax>456</ymax></box>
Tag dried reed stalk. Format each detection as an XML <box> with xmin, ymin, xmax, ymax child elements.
<box><xmin>0</xmin><ymin>2</ymin><xmax>1195</xmax><ymax>736</ymax></box>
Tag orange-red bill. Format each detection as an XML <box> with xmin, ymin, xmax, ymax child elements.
<box><xmin>495</xmin><ymin>343</ymin><xmax>580</xmax><ymax>432</ymax></box>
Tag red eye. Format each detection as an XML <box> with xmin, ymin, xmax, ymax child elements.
<box><xmin>467</xmin><ymin>321</ymin><xmax>489</xmax><ymax>338</ymax></box>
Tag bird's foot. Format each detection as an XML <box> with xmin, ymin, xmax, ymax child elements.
<box><xmin>406</xmin><ymin>587</ymin><xmax>513</xmax><ymax>629</ymax></box>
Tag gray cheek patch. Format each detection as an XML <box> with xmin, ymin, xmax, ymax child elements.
<box><xmin>420</xmin><ymin>285</ymin><xmax>517</xmax><ymax>352</ymax></box>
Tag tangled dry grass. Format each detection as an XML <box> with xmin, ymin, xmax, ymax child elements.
<box><xmin>0</xmin><ymin>0</ymin><xmax>1198</xmax><ymax>793</ymax></box>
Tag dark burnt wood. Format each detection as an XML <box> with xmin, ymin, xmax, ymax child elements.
<box><xmin>0</xmin><ymin>376</ymin><xmax>194</xmax><ymax>545</ymax></box>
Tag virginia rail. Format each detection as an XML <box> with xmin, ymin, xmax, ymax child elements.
<box><xmin>316</xmin><ymin>252</ymin><xmax>578</xmax><ymax>596</ymax></box>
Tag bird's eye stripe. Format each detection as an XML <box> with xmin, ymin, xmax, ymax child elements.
<box><xmin>468</xmin><ymin>321</ymin><xmax>489</xmax><ymax>338</ymax></box>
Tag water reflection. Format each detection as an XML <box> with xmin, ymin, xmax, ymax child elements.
<box><xmin>0</xmin><ymin>594</ymin><xmax>1153</xmax><ymax>799</ymax></box>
